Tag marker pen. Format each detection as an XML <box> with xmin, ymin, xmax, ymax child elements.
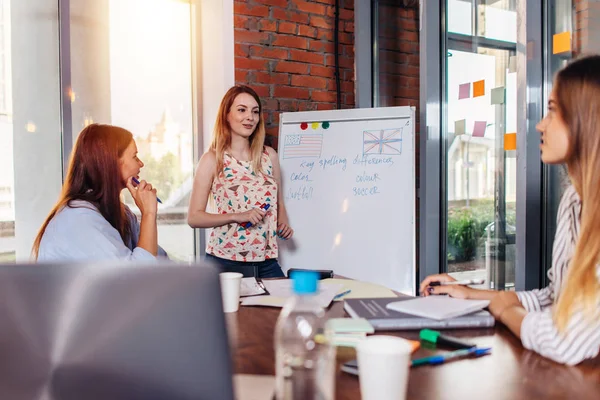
<box><xmin>242</xmin><ymin>203</ymin><xmax>270</xmax><ymax>228</ymax></box>
<box><xmin>132</xmin><ymin>177</ymin><xmax>162</xmax><ymax>204</ymax></box>
<box><xmin>419</xmin><ymin>329</ymin><xmax>476</xmax><ymax>349</ymax></box>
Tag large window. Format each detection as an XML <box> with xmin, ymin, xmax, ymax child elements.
<box><xmin>67</xmin><ymin>0</ymin><xmax>195</xmax><ymax>261</ymax></box>
<box><xmin>0</xmin><ymin>0</ymin><xmax>13</xmax><ymax>263</ymax></box>
<box><xmin>443</xmin><ymin>0</ymin><xmax>517</xmax><ymax>289</ymax></box>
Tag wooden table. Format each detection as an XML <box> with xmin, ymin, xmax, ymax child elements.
<box><xmin>227</xmin><ymin>301</ymin><xmax>600</xmax><ymax>400</ymax></box>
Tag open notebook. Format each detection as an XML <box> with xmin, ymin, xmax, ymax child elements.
<box><xmin>386</xmin><ymin>296</ymin><xmax>490</xmax><ymax>320</ymax></box>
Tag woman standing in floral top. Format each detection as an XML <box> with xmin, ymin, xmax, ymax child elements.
<box><xmin>188</xmin><ymin>85</ymin><xmax>293</xmax><ymax>278</ymax></box>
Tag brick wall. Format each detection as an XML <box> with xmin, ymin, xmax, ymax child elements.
<box><xmin>574</xmin><ymin>0</ymin><xmax>600</xmax><ymax>54</ymax></box>
<box><xmin>233</xmin><ymin>0</ymin><xmax>356</xmax><ymax>146</ymax></box>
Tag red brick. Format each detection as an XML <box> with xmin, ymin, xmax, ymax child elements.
<box><xmin>249</xmin><ymin>46</ymin><xmax>289</xmax><ymax>59</ymax></box>
<box><xmin>298</xmin><ymin>24</ymin><xmax>318</xmax><ymax>38</ymax></box>
<box><xmin>254</xmin><ymin>0</ymin><xmax>289</xmax><ymax>6</ymax></box>
<box><xmin>400</xmin><ymin>30</ymin><xmax>419</xmax><ymax>42</ymax></box>
<box><xmin>274</xmin><ymin>86</ymin><xmax>310</xmax><ymax>99</ymax></box>
<box><xmin>310</xmin><ymin>16</ymin><xmax>332</xmax><ymax>29</ymax></box>
<box><xmin>312</xmin><ymin>0</ymin><xmax>335</xmax><ymax>5</ymax></box>
<box><xmin>316</xmin><ymin>28</ymin><xmax>333</xmax><ymax>41</ymax></box>
<box><xmin>289</xmin><ymin>49</ymin><xmax>325</xmax><ymax>64</ymax></box>
<box><xmin>341</xmin><ymin>80</ymin><xmax>353</xmax><ymax>93</ymax></box>
<box><xmin>343</xmin><ymin>44</ymin><xmax>354</xmax><ymax>57</ymax></box>
<box><xmin>252</xmin><ymin>85</ymin><xmax>270</xmax><ymax>97</ymax></box>
<box><xmin>344</xmin><ymin>93</ymin><xmax>355</xmax><ymax>106</ymax></box>
<box><xmin>273</xmin><ymin>8</ymin><xmax>310</xmax><ymax>24</ymax></box>
<box><xmin>291</xmin><ymin>75</ymin><xmax>328</xmax><ymax>89</ymax></box>
<box><xmin>278</xmin><ymin>21</ymin><xmax>297</xmax><ymax>34</ymax></box>
<box><xmin>279</xmin><ymin>99</ymin><xmax>299</xmax><ymax>111</ymax></box>
<box><xmin>235</xmin><ymin>57</ymin><xmax>269</xmax><ymax>70</ymax></box>
<box><xmin>311</xmin><ymin>91</ymin><xmax>337</xmax><ymax>102</ymax></box>
<box><xmin>295</xmin><ymin>1</ymin><xmax>327</xmax><ymax>15</ymax></box>
<box><xmin>235</xmin><ymin>43</ymin><xmax>250</xmax><ymax>57</ymax></box>
<box><xmin>338</xmin><ymin>32</ymin><xmax>353</xmax><ymax>45</ymax></box>
<box><xmin>259</xmin><ymin>20</ymin><xmax>277</xmax><ymax>32</ymax></box>
<box><xmin>235</xmin><ymin>30</ymin><xmax>271</xmax><ymax>44</ymax></box>
<box><xmin>274</xmin><ymin>61</ymin><xmax>310</xmax><ymax>74</ymax></box>
<box><xmin>316</xmin><ymin>103</ymin><xmax>334</xmax><ymax>110</ymax></box>
<box><xmin>265</xmin><ymin>126</ymin><xmax>279</xmax><ymax>136</ymax></box>
<box><xmin>311</xmin><ymin>65</ymin><xmax>335</xmax><ymax>78</ymax></box>
<box><xmin>255</xmin><ymin>72</ymin><xmax>289</xmax><ymax>85</ymax></box>
<box><xmin>309</xmin><ymin>39</ymin><xmax>335</xmax><ymax>53</ymax></box>
<box><xmin>298</xmin><ymin>101</ymin><xmax>317</xmax><ymax>111</ymax></box>
<box><xmin>345</xmin><ymin>21</ymin><xmax>354</xmax><ymax>32</ymax></box>
<box><xmin>234</xmin><ymin>3</ymin><xmax>269</xmax><ymax>17</ymax></box>
<box><xmin>234</xmin><ymin>15</ymin><xmax>249</xmax><ymax>29</ymax></box>
<box><xmin>273</xmin><ymin>35</ymin><xmax>308</xmax><ymax>49</ymax></box>
<box><xmin>235</xmin><ymin>69</ymin><xmax>250</xmax><ymax>82</ymax></box>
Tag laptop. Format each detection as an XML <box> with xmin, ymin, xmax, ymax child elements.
<box><xmin>0</xmin><ymin>261</ymin><xmax>234</xmax><ymax>400</ymax></box>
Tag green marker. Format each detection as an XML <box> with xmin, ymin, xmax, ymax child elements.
<box><xmin>419</xmin><ymin>329</ymin><xmax>475</xmax><ymax>350</ymax></box>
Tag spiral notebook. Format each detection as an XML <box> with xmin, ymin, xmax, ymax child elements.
<box><xmin>386</xmin><ymin>296</ymin><xmax>490</xmax><ymax>320</ymax></box>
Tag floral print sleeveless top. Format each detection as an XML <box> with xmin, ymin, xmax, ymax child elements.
<box><xmin>206</xmin><ymin>149</ymin><xmax>278</xmax><ymax>261</ymax></box>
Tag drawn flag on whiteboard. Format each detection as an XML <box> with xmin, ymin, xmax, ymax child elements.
<box><xmin>283</xmin><ymin>134</ymin><xmax>323</xmax><ymax>159</ymax></box>
<box><xmin>363</xmin><ymin>128</ymin><xmax>403</xmax><ymax>156</ymax></box>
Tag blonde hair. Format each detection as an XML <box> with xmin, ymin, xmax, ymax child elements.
<box><xmin>210</xmin><ymin>85</ymin><xmax>266</xmax><ymax>176</ymax></box>
<box><xmin>553</xmin><ymin>55</ymin><xmax>600</xmax><ymax>330</ymax></box>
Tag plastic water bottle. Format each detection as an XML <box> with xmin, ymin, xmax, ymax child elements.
<box><xmin>274</xmin><ymin>271</ymin><xmax>336</xmax><ymax>400</ymax></box>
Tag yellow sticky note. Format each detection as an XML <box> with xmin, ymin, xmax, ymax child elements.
<box><xmin>473</xmin><ymin>80</ymin><xmax>485</xmax><ymax>97</ymax></box>
<box><xmin>553</xmin><ymin>31</ymin><xmax>571</xmax><ymax>54</ymax></box>
<box><xmin>504</xmin><ymin>133</ymin><xmax>517</xmax><ymax>150</ymax></box>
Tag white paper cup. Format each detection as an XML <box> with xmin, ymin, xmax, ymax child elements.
<box><xmin>356</xmin><ymin>335</ymin><xmax>413</xmax><ymax>400</ymax></box>
<box><xmin>219</xmin><ymin>272</ymin><xmax>243</xmax><ymax>313</ymax></box>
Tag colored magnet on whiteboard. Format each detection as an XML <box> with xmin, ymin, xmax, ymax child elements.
<box><xmin>300</xmin><ymin>122</ymin><xmax>308</xmax><ymax>130</ymax></box>
<box><xmin>311</xmin><ymin>122</ymin><xmax>319</xmax><ymax>130</ymax></box>
<box><xmin>553</xmin><ymin>31</ymin><xmax>571</xmax><ymax>55</ymax></box>
<box><xmin>504</xmin><ymin>133</ymin><xmax>517</xmax><ymax>150</ymax></box>
<box><xmin>322</xmin><ymin>121</ymin><xmax>330</xmax><ymax>129</ymax></box>
<box><xmin>473</xmin><ymin>80</ymin><xmax>485</xmax><ymax>97</ymax></box>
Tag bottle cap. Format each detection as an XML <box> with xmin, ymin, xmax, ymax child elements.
<box><xmin>290</xmin><ymin>270</ymin><xmax>319</xmax><ymax>295</ymax></box>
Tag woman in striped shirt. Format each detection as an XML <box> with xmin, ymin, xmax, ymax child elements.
<box><xmin>420</xmin><ymin>55</ymin><xmax>600</xmax><ymax>365</ymax></box>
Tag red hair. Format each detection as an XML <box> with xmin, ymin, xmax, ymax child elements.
<box><xmin>32</xmin><ymin>124</ymin><xmax>134</xmax><ymax>259</ymax></box>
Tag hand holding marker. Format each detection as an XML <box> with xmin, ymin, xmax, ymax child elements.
<box><xmin>242</xmin><ymin>203</ymin><xmax>270</xmax><ymax>228</ymax></box>
<box><xmin>132</xmin><ymin>177</ymin><xmax>162</xmax><ymax>204</ymax></box>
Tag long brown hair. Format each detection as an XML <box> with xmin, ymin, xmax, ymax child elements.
<box><xmin>553</xmin><ymin>55</ymin><xmax>600</xmax><ymax>330</ymax></box>
<box><xmin>32</xmin><ymin>124</ymin><xmax>134</xmax><ymax>260</ymax></box>
<box><xmin>210</xmin><ymin>85</ymin><xmax>266</xmax><ymax>175</ymax></box>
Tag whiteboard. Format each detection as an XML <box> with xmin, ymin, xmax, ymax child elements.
<box><xmin>277</xmin><ymin>107</ymin><xmax>416</xmax><ymax>295</ymax></box>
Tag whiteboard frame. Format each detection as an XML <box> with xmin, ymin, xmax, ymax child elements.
<box><xmin>276</xmin><ymin>106</ymin><xmax>417</xmax><ymax>294</ymax></box>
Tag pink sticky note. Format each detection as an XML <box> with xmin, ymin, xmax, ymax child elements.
<box><xmin>473</xmin><ymin>121</ymin><xmax>487</xmax><ymax>137</ymax></box>
<box><xmin>459</xmin><ymin>83</ymin><xmax>471</xmax><ymax>100</ymax></box>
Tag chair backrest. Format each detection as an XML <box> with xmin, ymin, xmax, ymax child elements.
<box><xmin>0</xmin><ymin>261</ymin><xmax>234</xmax><ymax>400</ymax></box>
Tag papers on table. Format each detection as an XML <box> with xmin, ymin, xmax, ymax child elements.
<box><xmin>240</xmin><ymin>280</ymin><xmax>344</xmax><ymax>308</ymax></box>
<box><xmin>240</xmin><ymin>277</ymin><xmax>268</xmax><ymax>297</ymax></box>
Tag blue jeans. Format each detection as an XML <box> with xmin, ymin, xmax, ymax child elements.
<box><xmin>205</xmin><ymin>253</ymin><xmax>285</xmax><ymax>279</ymax></box>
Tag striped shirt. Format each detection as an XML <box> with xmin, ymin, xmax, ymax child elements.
<box><xmin>517</xmin><ymin>185</ymin><xmax>600</xmax><ymax>365</ymax></box>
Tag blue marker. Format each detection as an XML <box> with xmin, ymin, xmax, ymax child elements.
<box><xmin>411</xmin><ymin>347</ymin><xmax>491</xmax><ymax>367</ymax></box>
<box><xmin>242</xmin><ymin>203</ymin><xmax>270</xmax><ymax>228</ymax></box>
<box><xmin>132</xmin><ymin>177</ymin><xmax>162</xmax><ymax>204</ymax></box>
<box><xmin>333</xmin><ymin>289</ymin><xmax>352</xmax><ymax>300</ymax></box>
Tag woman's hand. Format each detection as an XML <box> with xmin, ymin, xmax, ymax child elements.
<box><xmin>233</xmin><ymin>208</ymin><xmax>267</xmax><ymax>226</ymax></box>
<box><xmin>419</xmin><ymin>273</ymin><xmax>456</xmax><ymax>296</ymax></box>
<box><xmin>277</xmin><ymin>221</ymin><xmax>294</xmax><ymax>240</ymax></box>
<box><xmin>126</xmin><ymin>178</ymin><xmax>157</xmax><ymax>217</ymax></box>
<box><xmin>488</xmin><ymin>291</ymin><xmax>522</xmax><ymax>319</ymax></box>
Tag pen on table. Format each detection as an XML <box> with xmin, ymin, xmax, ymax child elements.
<box><xmin>411</xmin><ymin>347</ymin><xmax>491</xmax><ymax>367</ymax></box>
<box><xmin>429</xmin><ymin>279</ymin><xmax>485</xmax><ymax>287</ymax></box>
<box><xmin>132</xmin><ymin>177</ymin><xmax>162</xmax><ymax>204</ymax></box>
<box><xmin>333</xmin><ymin>289</ymin><xmax>352</xmax><ymax>300</ymax></box>
<box><xmin>419</xmin><ymin>329</ymin><xmax>476</xmax><ymax>350</ymax></box>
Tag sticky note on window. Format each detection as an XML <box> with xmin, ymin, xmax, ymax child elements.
<box><xmin>504</xmin><ymin>133</ymin><xmax>517</xmax><ymax>150</ymax></box>
<box><xmin>491</xmin><ymin>87</ymin><xmax>505</xmax><ymax>105</ymax></box>
<box><xmin>473</xmin><ymin>80</ymin><xmax>485</xmax><ymax>97</ymax></box>
<box><xmin>459</xmin><ymin>83</ymin><xmax>470</xmax><ymax>100</ymax></box>
<box><xmin>553</xmin><ymin>32</ymin><xmax>571</xmax><ymax>54</ymax></box>
<box><xmin>455</xmin><ymin>119</ymin><xmax>466</xmax><ymax>135</ymax></box>
<box><xmin>473</xmin><ymin>121</ymin><xmax>487</xmax><ymax>137</ymax></box>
